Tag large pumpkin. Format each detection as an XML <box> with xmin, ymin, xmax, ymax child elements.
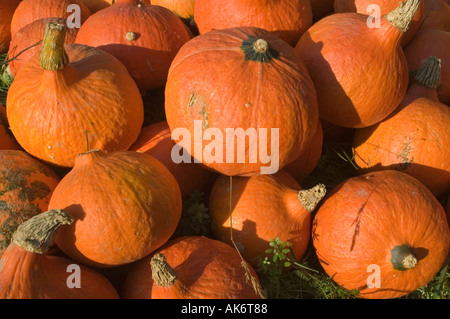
<box><xmin>0</xmin><ymin>105</ymin><xmax>20</xmax><ymax>150</ymax></box>
<box><xmin>8</xmin><ymin>17</ymin><xmax>79</xmax><ymax>77</ymax></box>
<box><xmin>194</xmin><ymin>0</ymin><xmax>312</xmax><ymax>47</ymax></box>
<box><xmin>121</xmin><ymin>236</ymin><xmax>264</xmax><ymax>299</ymax></box>
<box><xmin>6</xmin><ymin>22</ymin><xmax>144</xmax><ymax>167</ymax></box>
<box><xmin>165</xmin><ymin>26</ymin><xmax>319</xmax><ymax>176</ymax></box>
<box><xmin>0</xmin><ymin>150</ymin><xmax>60</xmax><ymax>259</ymax></box>
<box><xmin>0</xmin><ymin>0</ymin><xmax>22</xmax><ymax>53</ymax></box>
<box><xmin>294</xmin><ymin>0</ymin><xmax>419</xmax><ymax>128</ymax></box>
<box><xmin>10</xmin><ymin>0</ymin><xmax>92</xmax><ymax>37</ymax></box>
<box><xmin>333</xmin><ymin>0</ymin><xmax>425</xmax><ymax>46</ymax></box>
<box><xmin>0</xmin><ymin>210</ymin><xmax>120</xmax><ymax>299</ymax></box>
<box><xmin>353</xmin><ymin>56</ymin><xmax>450</xmax><ymax>196</ymax></box>
<box><xmin>312</xmin><ymin>170</ymin><xmax>450</xmax><ymax>299</ymax></box>
<box><xmin>75</xmin><ymin>0</ymin><xmax>192</xmax><ymax>91</ymax></box>
<box><xmin>209</xmin><ymin>171</ymin><xmax>326</xmax><ymax>268</ymax></box>
<box><xmin>48</xmin><ymin>149</ymin><xmax>182</xmax><ymax>268</ymax></box>
<box><xmin>129</xmin><ymin>121</ymin><xmax>217</xmax><ymax>198</ymax></box>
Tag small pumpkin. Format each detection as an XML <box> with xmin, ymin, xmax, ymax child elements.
<box><xmin>165</xmin><ymin>26</ymin><xmax>319</xmax><ymax>176</ymax></box>
<box><xmin>75</xmin><ymin>0</ymin><xmax>192</xmax><ymax>91</ymax></box>
<box><xmin>194</xmin><ymin>0</ymin><xmax>313</xmax><ymax>46</ymax></box>
<box><xmin>284</xmin><ymin>120</ymin><xmax>323</xmax><ymax>181</ymax></box>
<box><xmin>333</xmin><ymin>0</ymin><xmax>425</xmax><ymax>46</ymax></box>
<box><xmin>129</xmin><ymin>121</ymin><xmax>217</xmax><ymax>198</ymax></box>
<box><xmin>0</xmin><ymin>209</ymin><xmax>120</xmax><ymax>299</ymax></box>
<box><xmin>208</xmin><ymin>171</ymin><xmax>326</xmax><ymax>268</ymax></box>
<box><xmin>0</xmin><ymin>0</ymin><xmax>22</xmax><ymax>53</ymax></box>
<box><xmin>48</xmin><ymin>149</ymin><xmax>182</xmax><ymax>268</ymax></box>
<box><xmin>7</xmin><ymin>22</ymin><xmax>144</xmax><ymax>167</ymax></box>
<box><xmin>295</xmin><ymin>0</ymin><xmax>419</xmax><ymax>128</ymax></box>
<box><xmin>121</xmin><ymin>235</ymin><xmax>264</xmax><ymax>299</ymax></box>
<box><xmin>312</xmin><ymin>170</ymin><xmax>450</xmax><ymax>299</ymax></box>
<box><xmin>404</xmin><ymin>29</ymin><xmax>450</xmax><ymax>106</ymax></box>
<box><xmin>0</xmin><ymin>105</ymin><xmax>20</xmax><ymax>150</ymax></box>
<box><xmin>353</xmin><ymin>57</ymin><xmax>450</xmax><ymax>196</ymax></box>
<box><xmin>0</xmin><ymin>150</ymin><xmax>60</xmax><ymax>259</ymax></box>
<box><xmin>10</xmin><ymin>0</ymin><xmax>92</xmax><ymax>38</ymax></box>
<box><xmin>151</xmin><ymin>0</ymin><xmax>196</xmax><ymax>20</ymax></box>
<box><xmin>8</xmin><ymin>17</ymin><xmax>79</xmax><ymax>77</ymax></box>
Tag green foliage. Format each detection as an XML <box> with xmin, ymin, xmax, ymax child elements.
<box><xmin>177</xmin><ymin>190</ymin><xmax>212</xmax><ymax>237</ymax></box>
<box><xmin>0</xmin><ymin>54</ymin><xmax>13</xmax><ymax>105</ymax></box>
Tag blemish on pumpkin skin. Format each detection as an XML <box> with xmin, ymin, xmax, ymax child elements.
<box><xmin>187</xmin><ymin>92</ymin><xmax>209</xmax><ymax>129</ymax></box>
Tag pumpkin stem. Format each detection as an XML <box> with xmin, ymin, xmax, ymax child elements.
<box><xmin>253</xmin><ymin>39</ymin><xmax>268</xmax><ymax>54</ymax></box>
<box><xmin>414</xmin><ymin>56</ymin><xmax>441</xmax><ymax>89</ymax></box>
<box><xmin>241</xmin><ymin>36</ymin><xmax>279</xmax><ymax>63</ymax></box>
<box><xmin>151</xmin><ymin>253</ymin><xmax>177</xmax><ymax>287</ymax></box>
<box><xmin>40</xmin><ymin>22</ymin><xmax>69</xmax><ymax>71</ymax></box>
<box><xmin>391</xmin><ymin>244</ymin><xmax>418</xmax><ymax>271</ymax></box>
<box><xmin>298</xmin><ymin>184</ymin><xmax>327</xmax><ymax>212</ymax></box>
<box><xmin>12</xmin><ymin>209</ymin><xmax>74</xmax><ymax>255</ymax></box>
<box><xmin>386</xmin><ymin>0</ymin><xmax>421</xmax><ymax>33</ymax></box>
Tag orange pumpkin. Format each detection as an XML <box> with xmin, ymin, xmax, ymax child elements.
<box><xmin>0</xmin><ymin>105</ymin><xmax>20</xmax><ymax>150</ymax></box>
<box><xmin>152</xmin><ymin>0</ymin><xmax>196</xmax><ymax>19</ymax></box>
<box><xmin>0</xmin><ymin>0</ymin><xmax>22</xmax><ymax>53</ymax></box>
<box><xmin>121</xmin><ymin>236</ymin><xmax>264</xmax><ymax>299</ymax></box>
<box><xmin>75</xmin><ymin>0</ymin><xmax>192</xmax><ymax>91</ymax></box>
<box><xmin>129</xmin><ymin>121</ymin><xmax>217</xmax><ymax>198</ymax></box>
<box><xmin>404</xmin><ymin>30</ymin><xmax>450</xmax><ymax>106</ymax></box>
<box><xmin>333</xmin><ymin>0</ymin><xmax>425</xmax><ymax>46</ymax></box>
<box><xmin>295</xmin><ymin>0</ymin><xmax>419</xmax><ymax>128</ymax></box>
<box><xmin>209</xmin><ymin>171</ymin><xmax>326</xmax><ymax>268</ymax></box>
<box><xmin>194</xmin><ymin>0</ymin><xmax>312</xmax><ymax>46</ymax></box>
<box><xmin>0</xmin><ymin>150</ymin><xmax>60</xmax><ymax>259</ymax></box>
<box><xmin>353</xmin><ymin>56</ymin><xmax>450</xmax><ymax>196</ymax></box>
<box><xmin>48</xmin><ymin>149</ymin><xmax>182</xmax><ymax>268</ymax></box>
<box><xmin>0</xmin><ymin>210</ymin><xmax>120</xmax><ymax>299</ymax></box>
<box><xmin>165</xmin><ymin>26</ymin><xmax>319</xmax><ymax>176</ymax></box>
<box><xmin>284</xmin><ymin>120</ymin><xmax>323</xmax><ymax>181</ymax></box>
<box><xmin>8</xmin><ymin>17</ymin><xmax>79</xmax><ymax>77</ymax></box>
<box><xmin>6</xmin><ymin>22</ymin><xmax>144</xmax><ymax>167</ymax></box>
<box><xmin>10</xmin><ymin>0</ymin><xmax>92</xmax><ymax>38</ymax></box>
<box><xmin>312</xmin><ymin>170</ymin><xmax>450</xmax><ymax>299</ymax></box>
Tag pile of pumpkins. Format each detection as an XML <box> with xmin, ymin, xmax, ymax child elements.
<box><xmin>0</xmin><ymin>0</ymin><xmax>449</xmax><ymax>299</ymax></box>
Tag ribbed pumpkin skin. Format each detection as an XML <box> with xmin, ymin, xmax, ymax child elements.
<box><xmin>209</xmin><ymin>171</ymin><xmax>313</xmax><ymax>268</ymax></box>
<box><xmin>333</xmin><ymin>0</ymin><xmax>424</xmax><ymax>46</ymax></box>
<box><xmin>0</xmin><ymin>151</ymin><xmax>60</xmax><ymax>258</ymax></box>
<box><xmin>165</xmin><ymin>26</ymin><xmax>319</xmax><ymax>177</ymax></box>
<box><xmin>194</xmin><ymin>0</ymin><xmax>312</xmax><ymax>46</ymax></box>
<box><xmin>404</xmin><ymin>30</ymin><xmax>450</xmax><ymax>106</ymax></box>
<box><xmin>294</xmin><ymin>13</ymin><xmax>409</xmax><ymax>128</ymax></box>
<box><xmin>152</xmin><ymin>0</ymin><xmax>196</xmax><ymax>19</ymax></box>
<box><xmin>6</xmin><ymin>43</ymin><xmax>144</xmax><ymax>168</ymax></box>
<box><xmin>284</xmin><ymin>120</ymin><xmax>323</xmax><ymax>181</ymax></box>
<box><xmin>48</xmin><ymin>150</ymin><xmax>182</xmax><ymax>268</ymax></box>
<box><xmin>0</xmin><ymin>106</ymin><xmax>20</xmax><ymax>150</ymax></box>
<box><xmin>0</xmin><ymin>242</ymin><xmax>120</xmax><ymax>299</ymax></box>
<box><xmin>0</xmin><ymin>0</ymin><xmax>22</xmax><ymax>53</ymax></box>
<box><xmin>75</xmin><ymin>0</ymin><xmax>192</xmax><ymax>91</ymax></box>
<box><xmin>129</xmin><ymin>121</ymin><xmax>217</xmax><ymax>198</ymax></box>
<box><xmin>312</xmin><ymin>170</ymin><xmax>450</xmax><ymax>299</ymax></box>
<box><xmin>10</xmin><ymin>0</ymin><xmax>92</xmax><ymax>38</ymax></box>
<box><xmin>353</xmin><ymin>87</ymin><xmax>450</xmax><ymax>196</ymax></box>
<box><xmin>121</xmin><ymin>236</ymin><xmax>262</xmax><ymax>299</ymax></box>
<box><xmin>8</xmin><ymin>17</ymin><xmax>79</xmax><ymax>77</ymax></box>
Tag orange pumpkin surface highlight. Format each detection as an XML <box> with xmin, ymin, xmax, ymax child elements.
<box><xmin>0</xmin><ymin>210</ymin><xmax>120</xmax><ymax>299</ymax></box>
<box><xmin>165</xmin><ymin>26</ymin><xmax>319</xmax><ymax>177</ymax></box>
<box><xmin>353</xmin><ymin>56</ymin><xmax>450</xmax><ymax>196</ymax></box>
<box><xmin>121</xmin><ymin>236</ymin><xmax>264</xmax><ymax>299</ymax></box>
<box><xmin>6</xmin><ymin>22</ymin><xmax>144</xmax><ymax>167</ymax></box>
<box><xmin>312</xmin><ymin>170</ymin><xmax>450</xmax><ymax>299</ymax></box>
<box><xmin>152</xmin><ymin>0</ymin><xmax>196</xmax><ymax>19</ymax></box>
<box><xmin>209</xmin><ymin>171</ymin><xmax>326</xmax><ymax>268</ymax></box>
<box><xmin>48</xmin><ymin>149</ymin><xmax>182</xmax><ymax>268</ymax></box>
<box><xmin>295</xmin><ymin>0</ymin><xmax>419</xmax><ymax>128</ymax></box>
<box><xmin>75</xmin><ymin>0</ymin><xmax>192</xmax><ymax>91</ymax></box>
<box><xmin>8</xmin><ymin>17</ymin><xmax>79</xmax><ymax>77</ymax></box>
<box><xmin>0</xmin><ymin>150</ymin><xmax>60</xmax><ymax>259</ymax></box>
